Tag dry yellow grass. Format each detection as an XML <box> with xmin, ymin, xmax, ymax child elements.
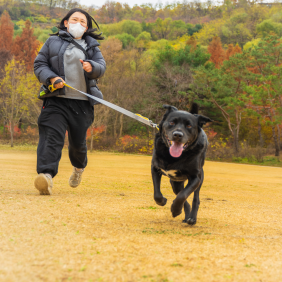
<box><xmin>0</xmin><ymin>148</ymin><xmax>282</xmax><ymax>282</ymax></box>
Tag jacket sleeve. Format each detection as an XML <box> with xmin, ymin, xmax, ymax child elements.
<box><xmin>34</xmin><ymin>37</ymin><xmax>59</xmax><ymax>85</ymax></box>
<box><xmin>85</xmin><ymin>46</ymin><xmax>106</xmax><ymax>80</ymax></box>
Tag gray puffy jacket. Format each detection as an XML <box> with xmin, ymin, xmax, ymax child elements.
<box><xmin>34</xmin><ymin>30</ymin><xmax>106</xmax><ymax>106</ymax></box>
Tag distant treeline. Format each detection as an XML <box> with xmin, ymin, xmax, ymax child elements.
<box><xmin>0</xmin><ymin>0</ymin><xmax>282</xmax><ymax>160</ymax></box>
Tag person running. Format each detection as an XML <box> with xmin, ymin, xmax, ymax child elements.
<box><xmin>33</xmin><ymin>8</ymin><xmax>106</xmax><ymax>195</ymax></box>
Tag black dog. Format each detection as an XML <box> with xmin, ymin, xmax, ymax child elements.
<box><xmin>151</xmin><ymin>104</ymin><xmax>212</xmax><ymax>225</ymax></box>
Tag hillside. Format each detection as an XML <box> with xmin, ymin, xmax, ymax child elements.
<box><xmin>1</xmin><ymin>0</ymin><xmax>282</xmax><ymax>160</ymax></box>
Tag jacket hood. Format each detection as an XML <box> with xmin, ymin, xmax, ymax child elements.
<box><xmin>58</xmin><ymin>30</ymin><xmax>100</xmax><ymax>48</ymax></box>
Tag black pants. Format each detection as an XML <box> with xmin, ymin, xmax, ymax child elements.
<box><xmin>37</xmin><ymin>97</ymin><xmax>94</xmax><ymax>177</ymax></box>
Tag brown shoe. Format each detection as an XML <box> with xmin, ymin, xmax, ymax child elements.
<box><xmin>34</xmin><ymin>173</ymin><xmax>53</xmax><ymax>195</ymax></box>
<box><xmin>69</xmin><ymin>167</ymin><xmax>84</xmax><ymax>188</ymax></box>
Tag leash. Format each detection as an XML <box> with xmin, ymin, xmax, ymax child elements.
<box><xmin>41</xmin><ymin>79</ymin><xmax>159</xmax><ymax>130</ymax></box>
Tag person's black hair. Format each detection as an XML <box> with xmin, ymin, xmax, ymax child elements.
<box><xmin>51</xmin><ymin>8</ymin><xmax>104</xmax><ymax>40</ymax></box>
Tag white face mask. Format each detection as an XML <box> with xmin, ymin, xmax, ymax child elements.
<box><xmin>68</xmin><ymin>22</ymin><xmax>86</xmax><ymax>39</ymax></box>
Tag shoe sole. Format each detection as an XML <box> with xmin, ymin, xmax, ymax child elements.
<box><xmin>34</xmin><ymin>174</ymin><xmax>52</xmax><ymax>195</ymax></box>
<box><xmin>68</xmin><ymin>178</ymin><xmax>80</xmax><ymax>188</ymax></box>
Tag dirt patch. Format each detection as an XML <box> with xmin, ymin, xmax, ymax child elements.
<box><xmin>0</xmin><ymin>149</ymin><xmax>282</xmax><ymax>282</ymax></box>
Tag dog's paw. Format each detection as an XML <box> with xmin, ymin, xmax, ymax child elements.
<box><xmin>154</xmin><ymin>196</ymin><xmax>167</xmax><ymax>206</ymax></box>
<box><xmin>187</xmin><ymin>218</ymin><xmax>197</xmax><ymax>225</ymax></box>
<box><xmin>171</xmin><ymin>201</ymin><xmax>183</xmax><ymax>218</ymax></box>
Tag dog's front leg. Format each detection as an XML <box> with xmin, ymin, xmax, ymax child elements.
<box><xmin>151</xmin><ymin>165</ymin><xmax>167</xmax><ymax>206</ymax></box>
<box><xmin>171</xmin><ymin>175</ymin><xmax>201</xmax><ymax>218</ymax></box>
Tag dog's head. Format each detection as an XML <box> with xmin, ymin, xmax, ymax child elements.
<box><xmin>158</xmin><ymin>104</ymin><xmax>212</xmax><ymax>158</ymax></box>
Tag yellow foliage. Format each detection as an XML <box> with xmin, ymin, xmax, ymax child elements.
<box><xmin>171</xmin><ymin>34</ymin><xmax>190</xmax><ymax>50</ymax></box>
<box><xmin>243</xmin><ymin>38</ymin><xmax>261</xmax><ymax>51</ymax></box>
<box><xmin>36</xmin><ymin>43</ymin><xmax>44</xmax><ymax>55</ymax></box>
<box><xmin>194</xmin><ymin>19</ymin><xmax>225</xmax><ymax>46</ymax></box>
<box><xmin>16</xmin><ymin>19</ymin><xmax>26</xmax><ymax>28</ymax></box>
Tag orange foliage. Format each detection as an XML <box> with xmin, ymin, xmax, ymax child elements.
<box><xmin>186</xmin><ymin>36</ymin><xmax>197</xmax><ymax>51</ymax></box>
<box><xmin>5</xmin><ymin>125</ymin><xmax>21</xmax><ymax>138</ymax></box>
<box><xmin>12</xmin><ymin>20</ymin><xmax>40</xmax><ymax>72</ymax></box>
<box><xmin>0</xmin><ymin>11</ymin><xmax>14</xmax><ymax>52</ymax></box>
<box><xmin>120</xmin><ymin>135</ymin><xmax>138</xmax><ymax>146</ymax></box>
<box><xmin>226</xmin><ymin>44</ymin><xmax>242</xmax><ymax>60</ymax></box>
<box><xmin>87</xmin><ymin>125</ymin><xmax>106</xmax><ymax>138</ymax></box>
<box><xmin>206</xmin><ymin>129</ymin><xmax>217</xmax><ymax>139</ymax></box>
<box><xmin>208</xmin><ymin>36</ymin><xmax>225</xmax><ymax>68</ymax></box>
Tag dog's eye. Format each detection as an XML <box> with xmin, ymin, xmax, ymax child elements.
<box><xmin>169</xmin><ymin>122</ymin><xmax>175</xmax><ymax>126</ymax></box>
<box><xmin>186</xmin><ymin>125</ymin><xmax>192</xmax><ymax>129</ymax></box>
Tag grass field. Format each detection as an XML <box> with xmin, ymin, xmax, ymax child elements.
<box><xmin>0</xmin><ymin>148</ymin><xmax>282</xmax><ymax>282</ymax></box>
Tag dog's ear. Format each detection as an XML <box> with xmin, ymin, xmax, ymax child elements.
<box><xmin>197</xmin><ymin>115</ymin><xmax>212</xmax><ymax>128</ymax></box>
<box><xmin>189</xmin><ymin>103</ymin><xmax>199</xmax><ymax>115</ymax></box>
<box><xmin>158</xmin><ymin>105</ymin><xmax>178</xmax><ymax>133</ymax></box>
<box><xmin>163</xmin><ymin>105</ymin><xmax>178</xmax><ymax>113</ymax></box>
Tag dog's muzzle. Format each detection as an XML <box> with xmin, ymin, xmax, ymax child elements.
<box><xmin>172</xmin><ymin>131</ymin><xmax>183</xmax><ymax>140</ymax></box>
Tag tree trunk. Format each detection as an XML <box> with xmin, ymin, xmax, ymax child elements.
<box><xmin>10</xmin><ymin>120</ymin><xmax>14</xmax><ymax>147</ymax></box>
<box><xmin>257</xmin><ymin>117</ymin><xmax>264</xmax><ymax>147</ymax></box>
<box><xmin>10</xmin><ymin>66</ymin><xmax>15</xmax><ymax>147</ymax></box>
<box><xmin>119</xmin><ymin>114</ymin><xmax>123</xmax><ymax>137</ymax></box>
<box><xmin>233</xmin><ymin>110</ymin><xmax>241</xmax><ymax>154</ymax></box>
<box><xmin>277</xmin><ymin>124</ymin><xmax>282</xmax><ymax>150</ymax></box>
<box><xmin>233</xmin><ymin>129</ymin><xmax>239</xmax><ymax>154</ymax></box>
<box><xmin>272</xmin><ymin>125</ymin><xmax>280</xmax><ymax>157</ymax></box>
<box><xmin>113</xmin><ymin>112</ymin><xmax>119</xmax><ymax>138</ymax></box>
<box><xmin>90</xmin><ymin>134</ymin><xmax>94</xmax><ymax>152</ymax></box>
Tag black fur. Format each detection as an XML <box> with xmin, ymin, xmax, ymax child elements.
<box><xmin>151</xmin><ymin>104</ymin><xmax>212</xmax><ymax>225</ymax></box>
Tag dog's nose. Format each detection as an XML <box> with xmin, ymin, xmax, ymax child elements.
<box><xmin>173</xmin><ymin>131</ymin><xmax>183</xmax><ymax>138</ymax></box>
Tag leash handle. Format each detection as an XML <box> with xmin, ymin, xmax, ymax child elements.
<box><xmin>48</xmin><ymin>78</ymin><xmax>63</xmax><ymax>93</ymax></box>
<box><xmin>135</xmin><ymin>114</ymin><xmax>159</xmax><ymax>130</ymax></box>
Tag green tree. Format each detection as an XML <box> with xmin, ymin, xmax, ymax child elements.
<box><xmin>135</xmin><ymin>31</ymin><xmax>151</xmax><ymax>49</ymax></box>
<box><xmin>256</xmin><ymin>19</ymin><xmax>282</xmax><ymax>37</ymax></box>
<box><xmin>245</xmin><ymin>35</ymin><xmax>282</xmax><ymax>156</ymax></box>
<box><xmin>113</xmin><ymin>33</ymin><xmax>135</xmax><ymax>49</ymax></box>
<box><xmin>192</xmin><ymin>52</ymin><xmax>250</xmax><ymax>153</ymax></box>
<box><xmin>121</xmin><ymin>20</ymin><xmax>142</xmax><ymax>37</ymax></box>
<box><xmin>152</xmin><ymin>17</ymin><xmax>173</xmax><ymax>40</ymax></box>
<box><xmin>187</xmin><ymin>23</ymin><xmax>202</xmax><ymax>36</ymax></box>
<box><xmin>152</xmin><ymin>44</ymin><xmax>210</xmax><ymax>113</ymax></box>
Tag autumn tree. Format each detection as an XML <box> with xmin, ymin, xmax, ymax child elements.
<box><xmin>0</xmin><ymin>11</ymin><xmax>14</xmax><ymax>52</ymax></box>
<box><xmin>99</xmin><ymin>38</ymin><xmax>153</xmax><ymax>138</ymax></box>
<box><xmin>0</xmin><ymin>10</ymin><xmax>14</xmax><ymax>79</ymax></box>
<box><xmin>225</xmin><ymin>44</ymin><xmax>242</xmax><ymax>60</ymax></box>
<box><xmin>186</xmin><ymin>36</ymin><xmax>197</xmax><ymax>51</ymax></box>
<box><xmin>0</xmin><ymin>60</ymin><xmax>26</xmax><ymax>147</ymax></box>
<box><xmin>152</xmin><ymin>17</ymin><xmax>173</xmax><ymax>40</ymax></box>
<box><xmin>208</xmin><ymin>36</ymin><xmax>225</xmax><ymax>68</ymax></box>
<box><xmin>12</xmin><ymin>20</ymin><xmax>40</xmax><ymax>72</ymax></box>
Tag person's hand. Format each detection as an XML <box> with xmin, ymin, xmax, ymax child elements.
<box><xmin>80</xmin><ymin>59</ymin><xmax>92</xmax><ymax>72</ymax></box>
<box><xmin>50</xmin><ymin>77</ymin><xmax>65</xmax><ymax>89</ymax></box>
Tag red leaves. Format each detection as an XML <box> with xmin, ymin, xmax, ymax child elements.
<box><xmin>0</xmin><ymin>12</ymin><xmax>40</xmax><ymax>72</ymax></box>
<box><xmin>0</xmin><ymin>11</ymin><xmax>14</xmax><ymax>52</ymax></box>
<box><xmin>12</xmin><ymin>20</ymin><xmax>40</xmax><ymax>72</ymax></box>
<box><xmin>5</xmin><ymin>125</ymin><xmax>21</xmax><ymax>138</ymax></box>
<box><xmin>208</xmin><ymin>38</ymin><xmax>242</xmax><ymax>68</ymax></box>
<box><xmin>120</xmin><ymin>135</ymin><xmax>138</xmax><ymax>146</ymax></box>
<box><xmin>226</xmin><ymin>44</ymin><xmax>242</xmax><ymax>60</ymax></box>
<box><xmin>87</xmin><ymin>125</ymin><xmax>106</xmax><ymax>138</ymax></box>
<box><xmin>206</xmin><ymin>129</ymin><xmax>217</xmax><ymax>139</ymax></box>
<box><xmin>208</xmin><ymin>36</ymin><xmax>225</xmax><ymax>68</ymax></box>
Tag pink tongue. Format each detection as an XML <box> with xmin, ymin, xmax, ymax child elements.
<box><xmin>169</xmin><ymin>142</ymin><xmax>184</xmax><ymax>158</ymax></box>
